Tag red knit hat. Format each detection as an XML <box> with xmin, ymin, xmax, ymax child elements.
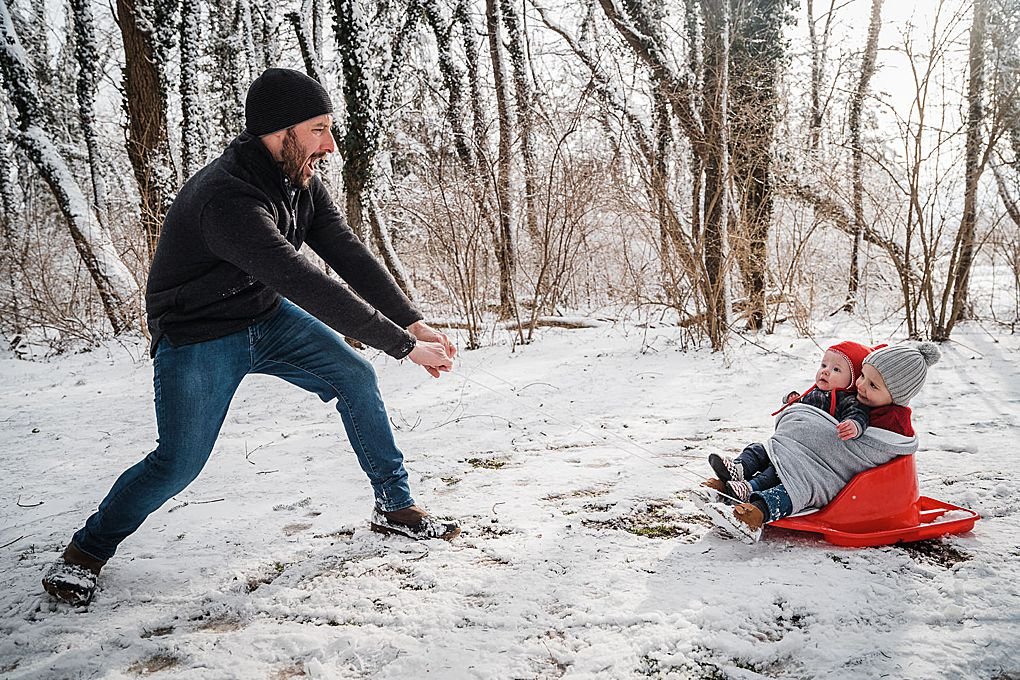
<box><xmin>771</xmin><ymin>340</ymin><xmax>886</xmax><ymax>416</ymax></box>
<box><xmin>827</xmin><ymin>340</ymin><xmax>877</xmax><ymax>387</ymax></box>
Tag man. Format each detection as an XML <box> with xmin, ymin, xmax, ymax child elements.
<box><xmin>42</xmin><ymin>68</ymin><xmax>460</xmax><ymax>606</ymax></box>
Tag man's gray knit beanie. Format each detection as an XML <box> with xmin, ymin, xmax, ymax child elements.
<box><xmin>245</xmin><ymin>68</ymin><xmax>333</xmax><ymax>136</ymax></box>
<box><xmin>863</xmin><ymin>342</ymin><xmax>941</xmax><ymax>405</ymax></box>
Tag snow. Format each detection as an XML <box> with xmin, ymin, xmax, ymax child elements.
<box><xmin>1</xmin><ymin>320</ymin><xmax>1018</xmax><ymax>678</ymax></box>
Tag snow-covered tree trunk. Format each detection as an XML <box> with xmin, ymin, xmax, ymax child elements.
<box><xmin>420</xmin><ymin>0</ymin><xmax>474</xmax><ymax>170</ymax></box>
<box><xmin>333</xmin><ymin>0</ymin><xmax>377</xmax><ymax>243</ymax></box>
<box><xmin>807</xmin><ymin>0</ymin><xmax>835</xmax><ymax>152</ymax></box>
<box><xmin>367</xmin><ymin>196</ymin><xmax>416</xmax><ymax>299</ymax></box>
<box><xmin>456</xmin><ymin>0</ymin><xmax>488</xmax><ymax>172</ymax></box>
<box><xmin>333</xmin><ymin>0</ymin><xmax>415</xmax><ymax>299</ymax></box>
<box><xmin>209</xmin><ymin>0</ymin><xmax>249</xmax><ymax>147</ymax></box>
<box><xmin>485</xmin><ymin>0</ymin><xmax>517</xmax><ymax>319</ymax></box>
<box><xmin>116</xmin><ymin>0</ymin><xmax>177</xmax><ymax>254</ymax></box>
<box><xmin>728</xmin><ymin>0</ymin><xmax>786</xmax><ymax>330</ymax></box>
<box><xmin>235</xmin><ymin>0</ymin><xmax>259</xmax><ymax>74</ymax></box>
<box><xmin>701</xmin><ymin>0</ymin><xmax>730</xmax><ymax>350</ymax></box>
<box><xmin>500</xmin><ymin>0</ymin><xmax>538</xmax><ymax>245</ymax></box>
<box><xmin>0</xmin><ymin>2</ymin><xmax>138</xmax><ymax>334</ymax></box>
<box><xmin>311</xmin><ymin>0</ymin><xmax>325</xmax><ymax>62</ymax></box>
<box><xmin>179</xmin><ymin>0</ymin><xmax>204</xmax><ymax>178</ymax></box>
<box><xmin>69</xmin><ymin>0</ymin><xmax>108</xmax><ymax>220</ymax></box>
<box><xmin>254</xmin><ymin>4</ymin><xmax>279</xmax><ymax>70</ymax></box>
<box><xmin>845</xmin><ymin>0</ymin><xmax>882</xmax><ymax>312</ymax></box>
<box><xmin>0</xmin><ymin>105</ymin><xmax>24</xmax><ymax>339</ymax></box>
<box><xmin>938</xmin><ymin>0</ymin><xmax>988</xmax><ymax>340</ymax></box>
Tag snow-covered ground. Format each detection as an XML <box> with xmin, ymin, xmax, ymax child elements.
<box><xmin>1</xmin><ymin>318</ymin><xmax>1018</xmax><ymax>679</ymax></box>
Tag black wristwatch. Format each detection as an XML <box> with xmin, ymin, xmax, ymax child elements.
<box><xmin>397</xmin><ymin>334</ymin><xmax>417</xmax><ymax>359</ymax></box>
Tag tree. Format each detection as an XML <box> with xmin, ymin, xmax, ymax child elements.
<box><xmin>844</xmin><ymin>0</ymin><xmax>882</xmax><ymax>312</ymax></box>
<box><xmin>179</xmin><ymin>0</ymin><xmax>204</xmax><ymax>178</ymax></box>
<box><xmin>934</xmin><ymin>0</ymin><xmax>987</xmax><ymax>339</ymax></box>
<box><xmin>806</xmin><ymin>0</ymin><xmax>837</xmax><ymax>151</ymax></box>
<box><xmin>0</xmin><ymin>0</ymin><xmax>138</xmax><ymax>333</ymax></box>
<box><xmin>728</xmin><ymin>0</ymin><xmax>788</xmax><ymax>329</ymax></box>
<box><xmin>500</xmin><ymin>0</ymin><xmax>539</xmax><ymax>244</ymax></box>
<box><xmin>116</xmin><ymin>0</ymin><xmax>177</xmax><ymax>254</ymax></box>
<box><xmin>597</xmin><ymin>0</ymin><xmax>731</xmax><ymax>348</ymax></box>
<box><xmin>333</xmin><ymin>0</ymin><xmax>416</xmax><ymax>297</ymax></box>
<box><xmin>485</xmin><ymin>0</ymin><xmax>518</xmax><ymax>318</ymax></box>
<box><xmin>69</xmin><ymin>0</ymin><xmax>108</xmax><ymax>221</ymax></box>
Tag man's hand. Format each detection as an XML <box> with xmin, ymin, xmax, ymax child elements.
<box><xmin>784</xmin><ymin>391</ymin><xmax>800</xmax><ymax>404</ymax></box>
<box><xmin>836</xmin><ymin>420</ymin><xmax>861</xmax><ymax>440</ymax></box>
<box><xmin>407</xmin><ymin>321</ymin><xmax>457</xmax><ymax>360</ymax></box>
<box><xmin>408</xmin><ymin>340</ymin><xmax>453</xmax><ymax>378</ymax></box>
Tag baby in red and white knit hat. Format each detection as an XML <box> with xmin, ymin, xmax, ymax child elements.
<box><xmin>775</xmin><ymin>340</ymin><xmax>878</xmax><ymax>440</ymax></box>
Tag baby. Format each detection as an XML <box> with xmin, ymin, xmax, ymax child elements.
<box><xmin>706</xmin><ymin>340</ymin><xmax>874</xmax><ymax>503</ymax></box>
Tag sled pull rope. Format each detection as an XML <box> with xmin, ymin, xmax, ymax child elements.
<box><xmin>454</xmin><ymin>357</ymin><xmax>745</xmax><ymax>506</ymax></box>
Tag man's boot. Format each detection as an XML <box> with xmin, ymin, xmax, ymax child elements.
<box><xmin>370</xmin><ymin>505</ymin><xmax>460</xmax><ymax>541</ymax></box>
<box><xmin>42</xmin><ymin>542</ymin><xmax>106</xmax><ymax>606</ymax></box>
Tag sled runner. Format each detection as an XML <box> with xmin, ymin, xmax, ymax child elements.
<box><xmin>691</xmin><ymin>490</ymin><xmax>762</xmax><ymax>544</ymax></box>
<box><xmin>770</xmin><ymin>454</ymin><xmax>979</xmax><ymax>547</ymax></box>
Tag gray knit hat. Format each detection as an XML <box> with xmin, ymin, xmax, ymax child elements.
<box><xmin>245</xmin><ymin>68</ymin><xmax>333</xmax><ymax>136</ymax></box>
<box><xmin>863</xmin><ymin>342</ymin><xmax>941</xmax><ymax>405</ymax></box>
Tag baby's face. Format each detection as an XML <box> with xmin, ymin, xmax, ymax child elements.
<box><xmin>815</xmin><ymin>350</ymin><xmax>853</xmax><ymax>391</ymax></box>
<box><xmin>856</xmin><ymin>363</ymin><xmax>894</xmax><ymax>407</ymax></box>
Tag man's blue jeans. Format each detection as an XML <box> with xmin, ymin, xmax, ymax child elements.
<box><xmin>73</xmin><ymin>299</ymin><xmax>414</xmax><ymax>561</ymax></box>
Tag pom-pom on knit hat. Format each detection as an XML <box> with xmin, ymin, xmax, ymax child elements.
<box><xmin>863</xmin><ymin>342</ymin><xmax>941</xmax><ymax>405</ymax></box>
<box><xmin>245</xmin><ymin>68</ymin><xmax>334</xmax><ymax>137</ymax></box>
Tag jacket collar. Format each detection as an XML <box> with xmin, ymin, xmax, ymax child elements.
<box><xmin>226</xmin><ymin>132</ymin><xmax>284</xmax><ymax>180</ymax></box>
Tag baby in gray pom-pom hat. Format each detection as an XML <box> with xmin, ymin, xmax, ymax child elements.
<box><xmin>856</xmin><ymin>342</ymin><xmax>942</xmax><ymax>437</ymax></box>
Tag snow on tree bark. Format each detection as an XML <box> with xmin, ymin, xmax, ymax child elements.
<box><xmin>500</xmin><ymin>0</ymin><xmax>538</xmax><ymax>245</ymax></box>
<box><xmin>116</xmin><ymin>0</ymin><xmax>177</xmax><ymax>255</ymax></box>
<box><xmin>179</xmin><ymin>0</ymin><xmax>204</xmax><ymax>178</ymax></box>
<box><xmin>69</xmin><ymin>0</ymin><xmax>108</xmax><ymax>220</ymax></box>
<box><xmin>939</xmin><ymin>0</ymin><xmax>988</xmax><ymax>340</ymax></box>
<box><xmin>420</xmin><ymin>0</ymin><xmax>475</xmax><ymax>170</ymax></box>
<box><xmin>486</xmin><ymin>0</ymin><xmax>518</xmax><ymax>319</ymax></box>
<box><xmin>0</xmin><ymin>106</ymin><xmax>24</xmax><ymax>337</ymax></box>
<box><xmin>728</xmin><ymin>0</ymin><xmax>786</xmax><ymax>329</ymax></box>
<box><xmin>0</xmin><ymin>1</ymin><xmax>138</xmax><ymax>334</ymax></box>
<box><xmin>844</xmin><ymin>0</ymin><xmax>882</xmax><ymax>313</ymax></box>
<box><xmin>333</xmin><ymin>0</ymin><xmax>415</xmax><ymax>299</ymax></box>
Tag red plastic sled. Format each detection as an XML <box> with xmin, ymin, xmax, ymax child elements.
<box><xmin>770</xmin><ymin>455</ymin><xmax>979</xmax><ymax>547</ymax></box>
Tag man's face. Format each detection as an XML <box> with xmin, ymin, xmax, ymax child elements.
<box><xmin>279</xmin><ymin>114</ymin><xmax>335</xmax><ymax>188</ymax></box>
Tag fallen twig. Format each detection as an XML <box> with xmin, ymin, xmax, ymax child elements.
<box><xmin>0</xmin><ymin>535</ymin><xmax>26</xmax><ymax>549</ymax></box>
<box><xmin>168</xmin><ymin>498</ymin><xmax>225</xmax><ymax>513</ymax></box>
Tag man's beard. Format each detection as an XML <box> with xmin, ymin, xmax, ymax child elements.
<box><xmin>279</xmin><ymin>129</ymin><xmax>325</xmax><ymax>189</ymax></box>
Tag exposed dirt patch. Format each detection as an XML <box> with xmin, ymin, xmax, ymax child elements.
<box><xmin>197</xmin><ymin>616</ymin><xmax>244</xmax><ymax>633</ymax></box>
<box><xmin>246</xmin><ymin>561</ymin><xmax>287</xmax><ymax>592</ymax></box>
<box><xmin>899</xmin><ymin>539</ymin><xmax>972</xmax><ymax>568</ymax></box>
<box><xmin>466</xmin><ymin>457</ymin><xmax>508</xmax><ymax>469</ymax></box>
<box><xmin>127</xmin><ymin>652</ymin><xmax>183</xmax><ymax>675</ymax></box>
<box><xmin>313</xmin><ymin>528</ymin><xmax>355</xmax><ymax>540</ymax></box>
<box><xmin>139</xmin><ymin>625</ymin><xmax>174</xmax><ymax>639</ymax></box>
<box><xmin>583</xmin><ymin>501</ymin><xmax>710</xmax><ymax>541</ymax></box>
<box><xmin>542</xmin><ymin>486</ymin><xmax>611</xmax><ymax>501</ymax></box>
<box><xmin>271</xmin><ymin>663</ymin><xmax>307</xmax><ymax>679</ymax></box>
<box><xmin>282</xmin><ymin>522</ymin><xmax>313</xmax><ymax>536</ymax></box>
